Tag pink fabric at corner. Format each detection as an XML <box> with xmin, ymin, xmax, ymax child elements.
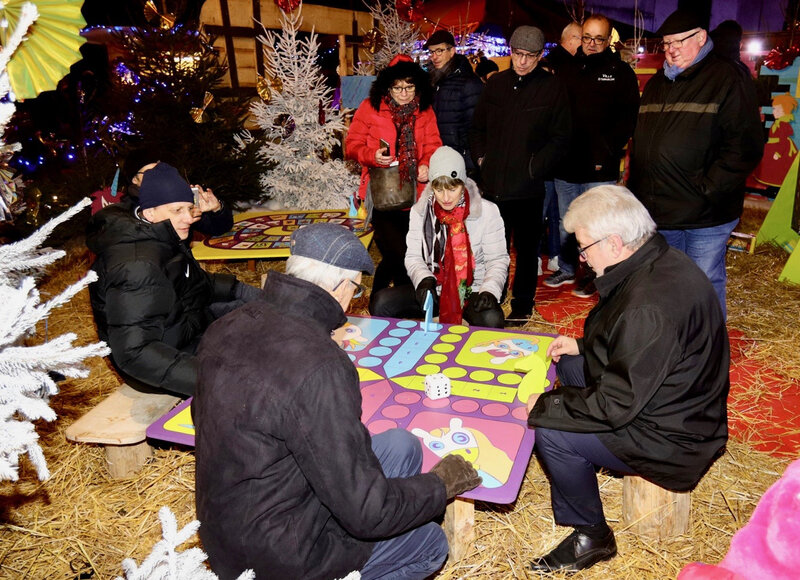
<box><xmin>678</xmin><ymin>459</ymin><xmax>800</xmax><ymax>580</ymax></box>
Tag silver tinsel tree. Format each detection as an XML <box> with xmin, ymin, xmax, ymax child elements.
<box><xmin>247</xmin><ymin>4</ymin><xmax>358</xmax><ymax>210</ymax></box>
<box><xmin>0</xmin><ymin>198</ymin><xmax>110</xmax><ymax>481</ymax></box>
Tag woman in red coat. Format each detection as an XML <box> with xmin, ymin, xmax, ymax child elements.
<box><xmin>346</xmin><ymin>54</ymin><xmax>442</xmax><ymax>300</ymax></box>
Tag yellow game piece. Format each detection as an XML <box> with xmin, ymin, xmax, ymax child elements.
<box><xmin>517</xmin><ymin>356</ymin><xmax>548</xmax><ymax>403</ymax></box>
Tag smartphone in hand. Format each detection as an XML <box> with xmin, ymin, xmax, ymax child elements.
<box><xmin>379</xmin><ymin>139</ymin><xmax>390</xmax><ymax>155</ymax></box>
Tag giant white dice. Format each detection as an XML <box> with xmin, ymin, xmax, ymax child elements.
<box><xmin>424</xmin><ymin>373</ymin><xmax>451</xmax><ymax>400</ymax></box>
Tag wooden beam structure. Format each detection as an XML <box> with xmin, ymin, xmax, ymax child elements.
<box><xmin>200</xmin><ymin>0</ymin><xmax>372</xmax><ymax>88</ymax></box>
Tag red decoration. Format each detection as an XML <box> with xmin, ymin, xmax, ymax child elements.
<box><xmin>274</xmin><ymin>0</ymin><xmax>301</xmax><ymax>13</ymax></box>
<box><xmin>764</xmin><ymin>46</ymin><xmax>800</xmax><ymax>71</ymax></box>
<box><xmin>396</xmin><ymin>0</ymin><xmax>423</xmax><ymax>22</ymax></box>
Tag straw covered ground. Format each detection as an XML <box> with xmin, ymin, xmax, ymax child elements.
<box><xmin>0</xmin><ymin>205</ymin><xmax>798</xmax><ymax>579</ymax></box>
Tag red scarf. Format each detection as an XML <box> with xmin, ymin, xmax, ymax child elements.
<box><xmin>433</xmin><ymin>194</ymin><xmax>474</xmax><ymax>324</ymax></box>
<box><xmin>385</xmin><ymin>95</ymin><xmax>419</xmax><ymax>185</ymax></box>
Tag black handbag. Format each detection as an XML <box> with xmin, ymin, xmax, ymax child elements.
<box><xmin>368</xmin><ymin>165</ymin><xmax>415</xmax><ymax>211</ymax></box>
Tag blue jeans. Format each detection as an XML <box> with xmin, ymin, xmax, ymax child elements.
<box><xmin>553</xmin><ymin>180</ymin><xmax>615</xmax><ymax>275</ymax></box>
<box><xmin>534</xmin><ymin>355</ymin><xmax>634</xmax><ymax>526</ymax></box>
<box><xmin>659</xmin><ymin>218</ymin><xmax>738</xmax><ymax>319</ymax></box>
<box><xmin>541</xmin><ymin>181</ymin><xmax>561</xmax><ymax>260</ymax></box>
<box><xmin>360</xmin><ymin>429</ymin><xmax>449</xmax><ymax>580</ymax></box>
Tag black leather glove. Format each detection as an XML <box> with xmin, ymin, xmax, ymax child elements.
<box><xmin>467</xmin><ymin>291</ymin><xmax>497</xmax><ymax>312</ymax></box>
<box><xmin>415</xmin><ymin>277</ymin><xmax>438</xmax><ymax>309</ymax></box>
<box><xmin>429</xmin><ymin>454</ymin><xmax>482</xmax><ymax>500</ymax></box>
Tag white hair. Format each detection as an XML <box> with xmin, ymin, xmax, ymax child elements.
<box><xmin>285</xmin><ymin>255</ymin><xmax>360</xmax><ymax>292</ymax></box>
<box><xmin>563</xmin><ymin>185</ymin><xmax>656</xmax><ymax>250</ymax></box>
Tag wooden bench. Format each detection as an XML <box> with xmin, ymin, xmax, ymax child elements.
<box><xmin>65</xmin><ymin>383</ymin><xmax>181</xmax><ymax>478</ymax></box>
<box><xmin>622</xmin><ymin>475</ymin><xmax>691</xmax><ymax>539</ymax></box>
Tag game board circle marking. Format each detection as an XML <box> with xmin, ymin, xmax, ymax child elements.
<box><xmin>469</xmin><ymin>370</ymin><xmax>495</xmax><ymax>382</ymax></box>
<box><xmin>416</xmin><ymin>364</ymin><xmax>441</xmax><ymax>375</ymax></box>
<box><xmin>422</xmin><ymin>397</ymin><xmax>450</xmax><ymax>408</ymax></box>
<box><xmin>511</xmin><ymin>407</ymin><xmax>529</xmax><ymax>421</ymax></box>
<box><xmin>380</xmin><ymin>337</ymin><xmax>402</xmax><ymax>347</ymax></box>
<box><xmin>432</xmin><ymin>343</ymin><xmax>455</xmax><ymax>353</ymax></box>
<box><xmin>440</xmin><ymin>334</ymin><xmax>462</xmax><ymax>343</ymax></box>
<box><xmin>367</xmin><ymin>419</ymin><xmax>398</xmax><ymax>434</ymax></box>
<box><xmin>389</xmin><ymin>329</ymin><xmax>411</xmax><ymax>338</ymax></box>
<box><xmin>394</xmin><ymin>392</ymin><xmax>421</xmax><ymax>405</ymax></box>
<box><xmin>360</xmin><ymin>357</ymin><xmax>383</xmax><ymax>367</ymax></box>
<box><xmin>382</xmin><ymin>405</ymin><xmax>410</xmax><ymax>419</ymax></box>
<box><xmin>397</xmin><ymin>320</ymin><xmax>417</xmax><ymax>328</ymax></box>
<box><xmin>498</xmin><ymin>373</ymin><xmax>522</xmax><ymax>385</ymax></box>
<box><xmin>451</xmin><ymin>400</ymin><xmax>480</xmax><ymax>413</ymax></box>
<box><xmin>442</xmin><ymin>366</ymin><xmax>467</xmax><ymax>379</ymax></box>
<box><xmin>348</xmin><ymin>354</ymin><xmax>356</xmax><ymax>362</ymax></box>
<box><xmin>369</xmin><ymin>346</ymin><xmax>392</xmax><ymax>357</ymax></box>
<box><xmin>425</xmin><ymin>354</ymin><xmax>448</xmax><ymax>364</ymax></box>
<box><xmin>448</xmin><ymin>325</ymin><xmax>470</xmax><ymax>334</ymax></box>
<box><xmin>482</xmin><ymin>403</ymin><xmax>510</xmax><ymax>417</ymax></box>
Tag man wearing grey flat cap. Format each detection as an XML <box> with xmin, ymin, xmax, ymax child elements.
<box><xmin>195</xmin><ymin>223</ymin><xmax>481</xmax><ymax>580</ymax></box>
<box><xmin>470</xmin><ymin>25</ymin><xmax>571</xmax><ymax>325</ymax></box>
<box><xmin>628</xmin><ymin>8</ymin><xmax>763</xmax><ymax>319</ymax></box>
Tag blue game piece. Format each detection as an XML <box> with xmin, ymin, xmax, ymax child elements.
<box><xmin>423</xmin><ymin>290</ymin><xmax>433</xmax><ymax>332</ymax></box>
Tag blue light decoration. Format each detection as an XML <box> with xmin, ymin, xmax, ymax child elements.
<box><xmin>412</xmin><ymin>32</ymin><xmax>509</xmax><ymax>66</ymax></box>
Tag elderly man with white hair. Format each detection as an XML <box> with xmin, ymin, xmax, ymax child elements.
<box><xmin>526</xmin><ymin>185</ymin><xmax>730</xmax><ymax>573</ymax></box>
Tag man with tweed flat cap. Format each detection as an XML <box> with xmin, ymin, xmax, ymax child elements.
<box><xmin>470</xmin><ymin>25</ymin><xmax>571</xmax><ymax>324</ymax></box>
<box><xmin>195</xmin><ymin>223</ymin><xmax>482</xmax><ymax>580</ymax></box>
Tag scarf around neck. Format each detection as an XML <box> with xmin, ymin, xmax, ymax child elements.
<box><xmin>385</xmin><ymin>96</ymin><xmax>419</xmax><ymax>185</ymax></box>
<box><xmin>422</xmin><ymin>193</ymin><xmax>474</xmax><ymax>323</ymax></box>
<box><xmin>664</xmin><ymin>37</ymin><xmax>714</xmax><ymax>81</ymax></box>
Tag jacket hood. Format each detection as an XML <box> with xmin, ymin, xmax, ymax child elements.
<box><xmin>86</xmin><ymin>197</ymin><xmax>180</xmax><ymax>255</ymax></box>
<box><xmin>414</xmin><ymin>177</ymin><xmax>484</xmax><ymax>220</ymax></box>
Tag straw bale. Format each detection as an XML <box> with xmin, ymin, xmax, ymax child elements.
<box><xmin>1</xmin><ymin>205</ymin><xmax>798</xmax><ymax>578</ymax></box>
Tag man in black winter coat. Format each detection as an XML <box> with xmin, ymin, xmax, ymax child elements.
<box><xmin>628</xmin><ymin>9</ymin><xmax>763</xmax><ymax>319</ymax></box>
<box><xmin>87</xmin><ymin>162</ymin><xmax>258</xmax><ymax>396</ymax></box>
<box><xmin>544</xmin><ymin>14</ymin><xmax>640</xmax><ymax>297</ymax></box>
<box><xmin>526</xmin><ymin>185</ymin><xmax>729</xmax><ymax>574</ymax></box>
<box><xmin>470</xmin><ymin>25</ymin><xmax>571</xmax><ymax>324</ymax></box>
<box><xmin>194</xmin><ymin>223</ymin><xmax>481</xmax><ymax>580</ymax></box>
<box><xmin>424</xmin><ymin>30</ymin><xmax>484</xmax><ymax>175</ymax></box>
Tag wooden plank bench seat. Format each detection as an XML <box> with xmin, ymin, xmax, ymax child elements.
<box><xmin>65</xmin><ymin>383</ymin><xmax>181</xmax><ymax>478</ymax></box>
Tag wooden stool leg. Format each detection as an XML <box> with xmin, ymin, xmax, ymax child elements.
<box><xmin>105</xmin><ymin>442</ymin><xmax>153</xmax><ymax>479</ymax></box>
<box><xmin>444</xmin><ymin>498</ymin><xmax>475</xmax><ymax>561</ymax></box>
<box><xmin>622</xmin><ymin>476</ymin><xmax>691</xmax><ymax>539</ymax></box>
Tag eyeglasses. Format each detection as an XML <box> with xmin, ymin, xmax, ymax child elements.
<box><xmin>659</xmin><ymin>29</ymin><xmax>702</xmax><ymax>51</ymax></box>
<box><xmin>581</xmin><ymin>35</ymin><xmax>608</xmax><ymax>45</ymax></box>
<box><xmin>390</xmin><ymin>85</ymin><xmax>416</xmax><ymax>94</ymax></box>
<box><xmin>429</xmin><ymin>47</ymin><xmax>453</xmax><ymax>56</ymax></box>
<box><xmin>334</xmin><ymin>279</ymin><xmax>366</xmax><ymax>298</ymax></box>
<box><xmin>511</xmin><ymin>48</ymin><xmax>541</xmax><ymax>60</ymax></box>
<box><xmin>577</xmin><ymin>237</ymin><xmax>608</xmax><ymax>259</ymax></box>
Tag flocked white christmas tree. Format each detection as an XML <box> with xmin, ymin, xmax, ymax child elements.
<box><xmin>0</xmin><ymin>2</ymin><xmax>35</xmax><ymax>221</ymax></box>
<box><xmin>0</xmin><ymin>3</ymin><xmax>110</xmax><ymax>483</ymax></box>
<box><xmin>247</xmin><ymin>3</ymin><xmax>358</xmax><ymax>210</ymax></box>
<box><xmin>115</xmin><ymin>507</ymin><xmax>254</xmax><ymax>580</ymax></box>
<box><xmin>356</xmin><ymin>1</ymin><xmax>421</xmax><ymax>75</ymax></box>
<box><xmin>0</xmin><ymin>197</ymin><xmax>111</xmax><ymax>482</ymax></box>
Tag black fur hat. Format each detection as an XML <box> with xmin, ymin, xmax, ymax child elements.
<box><xmin>369</xmin><ymin>54</ymin><xmax>434</xmax><ymax>111</ymax></box>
